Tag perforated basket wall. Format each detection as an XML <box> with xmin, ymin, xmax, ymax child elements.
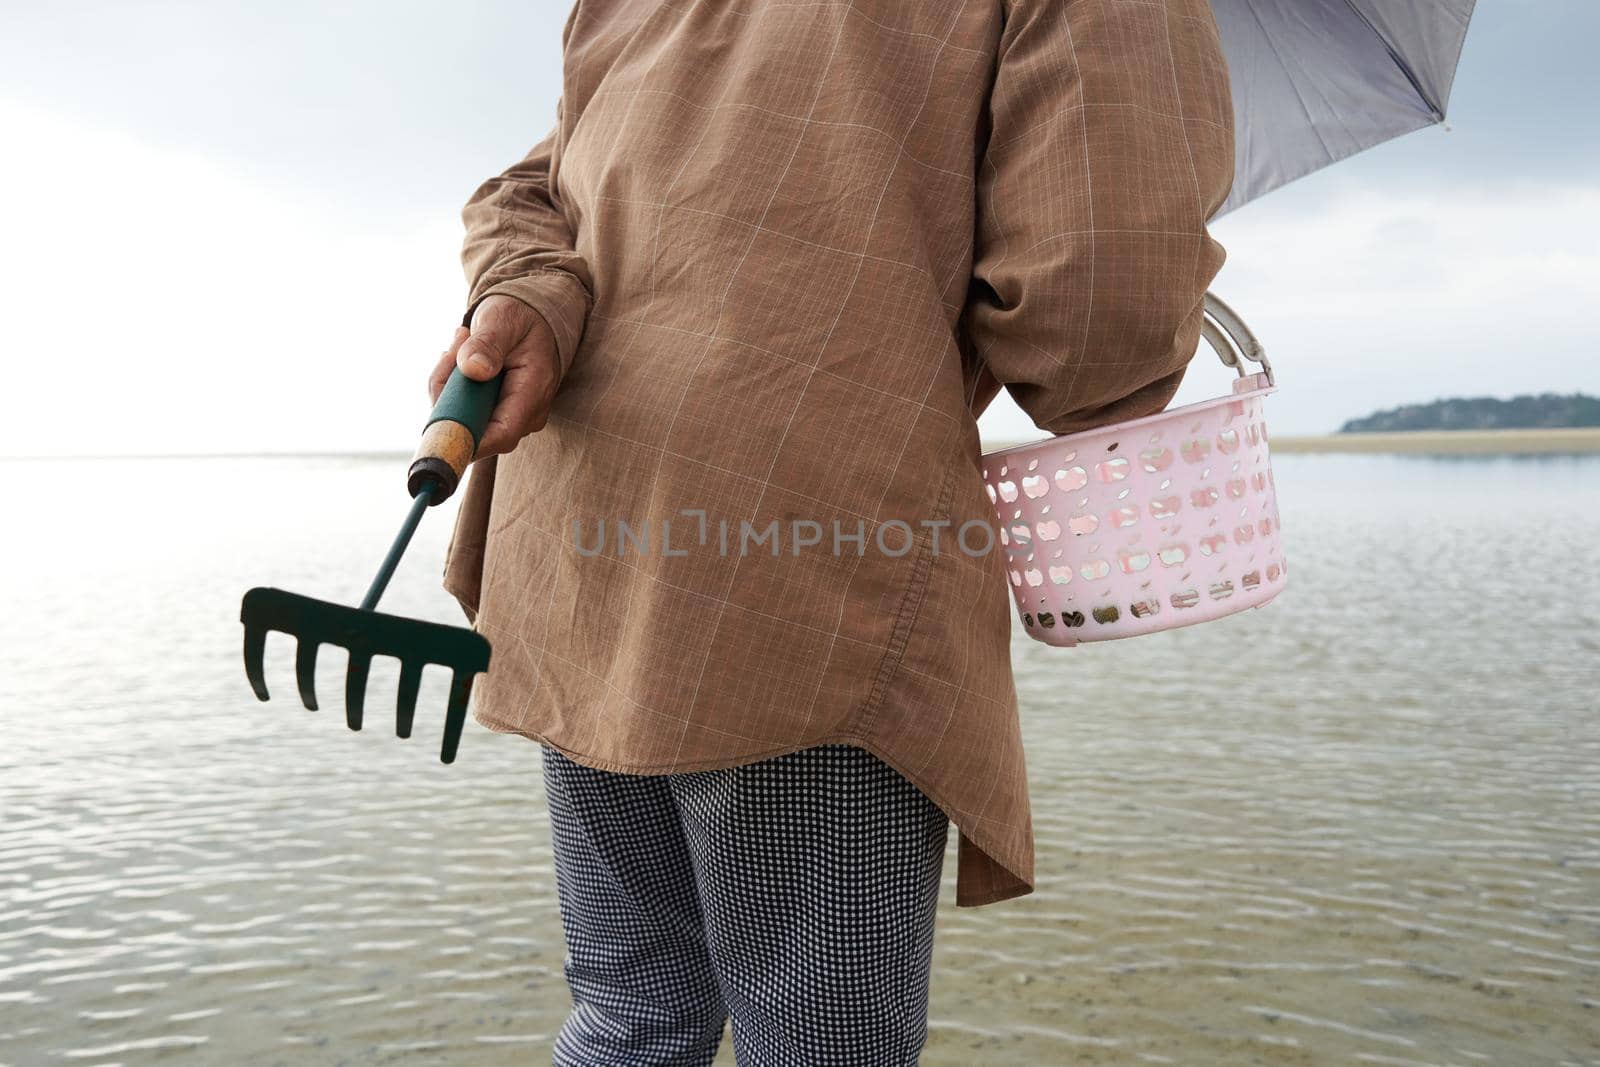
<box><xmin>981</xmin><ymin>306</ymin><xmax>1287</xmax><ymax>647</ymax></box>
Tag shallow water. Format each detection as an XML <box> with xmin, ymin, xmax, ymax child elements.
<box><xmin>1</xmin><ymin>453</ymin><xmax>1597</xmax><ymax>1065</ymax></box>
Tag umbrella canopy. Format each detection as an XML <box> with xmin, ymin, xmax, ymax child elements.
<box><xmin>1210</xmin><ymin>0</ymin><xmax>1476</xmax><ymax>216</ymax></box>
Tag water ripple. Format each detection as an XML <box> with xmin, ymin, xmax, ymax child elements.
<box><xmin>0</xmin><ymin>455</ymin><xmax>1596</xmax><ymax>1064</ymax></box>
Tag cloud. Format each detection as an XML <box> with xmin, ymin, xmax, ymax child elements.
<box><xmin>0</xmin><ymin>101</ymin><xmax>466</xmax><ymax>456</ymax></box>
<box><xmin>4</xmin><ymin>99</ymin><xmax>1595</xmax><ymax>456</ymax></box>
<box><xmin>980</xmin><ymin>177</ymin><xmax>1600</xmax><ymax>442</ymax></box>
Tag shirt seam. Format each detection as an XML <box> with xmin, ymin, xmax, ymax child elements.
<box><xmin>854</xmin><ymin>454</ymin><xmax>960</xmax><ymax>739</ymax></box>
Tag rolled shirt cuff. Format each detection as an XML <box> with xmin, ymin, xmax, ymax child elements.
<box><xmin>462</xmin><ymin>268</ymin><xmax>592</xmax><ymax>381</ymax></box>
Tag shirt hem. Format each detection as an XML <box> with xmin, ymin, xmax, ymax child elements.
<box><xmin>471</xmin><ymin>708</ymin><xmax>1034</xmax><ymax>908</ymax></box>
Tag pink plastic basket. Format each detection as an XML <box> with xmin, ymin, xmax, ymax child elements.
<box><xmin>981</xmin><ymin>293</ymin><xmax>1286</xmax><ymax>647</ymax></box>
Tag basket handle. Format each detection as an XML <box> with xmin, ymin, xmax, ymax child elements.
<box><xmin>1201</xmin><ymin>291</ymin><xmax>1274</xmax><ymax>387</ymax></box>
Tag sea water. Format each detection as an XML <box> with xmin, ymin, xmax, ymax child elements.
<box><xmin>0</xmin><ymin>453</ymin><xmax>1595</xmax><ymax>1065</ymax></box>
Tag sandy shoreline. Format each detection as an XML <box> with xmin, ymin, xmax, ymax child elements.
<box><xmin>1270</xmin><ymin>427</ymin><xmax>1600</xmax><ymax>454</ymax></box>
<box><xmin>984</xmin><ymin>427</ymin><xmax>1600</xmax><ymax>455</ymax></box>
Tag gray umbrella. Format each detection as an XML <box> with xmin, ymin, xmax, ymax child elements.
<box><xmin>1210</xmin><ymin>0</ymin><xmax>1476</xmax><ymax>216</ymax></box>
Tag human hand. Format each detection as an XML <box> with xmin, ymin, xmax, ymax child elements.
<box><xmin>428</xmin><ymin>294</ymin><xmax>561</xmax><ymax>459</ymax></box>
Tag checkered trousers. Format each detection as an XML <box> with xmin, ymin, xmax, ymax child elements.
<box><xmin>540</xmin><ymin>742</ymin><xmax>951</xmax><ymax>1066</ymax></box>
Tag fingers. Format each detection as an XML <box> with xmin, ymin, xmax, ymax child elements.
<box><xmin>457</xmin><ymin>296</ymin><xmax>528</xmax><ymax>381</ymax></box>
<box><xmin>476</xmin><ymin>317</ymin><xmax>561</xmax><ymax>458</ymax></box>
<box><xmin>475</xmin><ymin>356</ymin><xmax>558</xmax><ymax>458</ymax></box>
<box><xmin>430</xmin><ymin>295</ymin><xmax>561</xmax><ymax>458</ymax></box>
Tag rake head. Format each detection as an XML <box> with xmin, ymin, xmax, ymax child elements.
<box><xmin>241</xmin><ymin>586</ymin><xmax>492</xmax><ymax>763</ymax></box>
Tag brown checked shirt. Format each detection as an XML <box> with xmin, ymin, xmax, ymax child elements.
<box><xmin>442</xmin><ymin>0</ymin><xmax>1235</xmax><ymax>906</ymax></box>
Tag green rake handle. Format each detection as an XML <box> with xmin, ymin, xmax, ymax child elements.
<box><xmin>406</xmin><ymin>368</ymin><xmax>503</xmax><ymax>503</ymax></box>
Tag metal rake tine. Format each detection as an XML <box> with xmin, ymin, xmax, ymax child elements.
<box><xmin>396</xmin><ymin>661</ymin><xmax>423</xmax><ymax>739</ymax></box>
<box><xmin>240</xmin><ymin>585</ymin><xmax>489</xmax><ymax>760</ymax></box>
<box><xmin>440</xmin><ymin>671</ymin><xmax>474</xmax><ymax>765</ymax></box>
<box><xmin>243</xmin><ymin>625</ymin><xmax>271</xmax><ymax>701</ymax></box>
<box><xmin>345</xmin><ymin>653</ymin><xmax>372</xmax><ymax>732</ymax></box>
<box><xmin>295</xmin><ymin>638</ymin><xmax>320</xmax><ymax>711</ymax></box>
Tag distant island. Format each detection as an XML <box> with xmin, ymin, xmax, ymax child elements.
<box><xmin>1340</xmin><ymin>392</ymin><xmax>1600</xmax><ymax>433</ymax></box>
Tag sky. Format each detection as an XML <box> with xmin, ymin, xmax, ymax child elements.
<box><xmin>0</xmin><ymin>0</ymin><xmax>1596</xmax><ymax>456</ymax></box>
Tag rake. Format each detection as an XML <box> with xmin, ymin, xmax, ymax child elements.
<box><xmin>240</xmin><ymin>369</ymin><xmax>500</xmax><ymax>763</ymax></box>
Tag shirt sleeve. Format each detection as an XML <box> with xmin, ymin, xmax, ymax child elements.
<box><xmin>963</xmin><ymin>0</ymin><xmax>1236</xmax><ymax>436</ymax></box>
<box><xmin>460</xmin><ymin>124</ymin><xmax>594</xmax><ymax>379</ymax></box>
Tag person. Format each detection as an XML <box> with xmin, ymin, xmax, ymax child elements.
<box><xmin>428</xmin><ymin>1</ymin><xmax>1234</xmax><ymax>1063</ymax></box>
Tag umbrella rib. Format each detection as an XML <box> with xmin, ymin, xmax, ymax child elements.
<box><xmin>1337</xmin><ymin>0</ymin><xmax>1443</xmax><ymax>119</ymax></box>
<box><xmin>1236</xmin><ymin>0</ymin><xmax>1332</xmax><ymax>162</ymax></box>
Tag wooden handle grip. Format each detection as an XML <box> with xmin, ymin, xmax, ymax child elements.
<box><xmin>407</xmin><ymin>369</ymin><xmax>503</xmax><ymax>503</ymax></box>
<box><xmin>408</xmin><ymin>420</ymin><xmax>476</xmax><ymax>501</ymax></box>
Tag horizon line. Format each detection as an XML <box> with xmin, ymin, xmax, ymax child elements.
<box><xmin>7</xmin><ymin>426</ymin><xmax>1600</xmax><ymax>462</ymax></box>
